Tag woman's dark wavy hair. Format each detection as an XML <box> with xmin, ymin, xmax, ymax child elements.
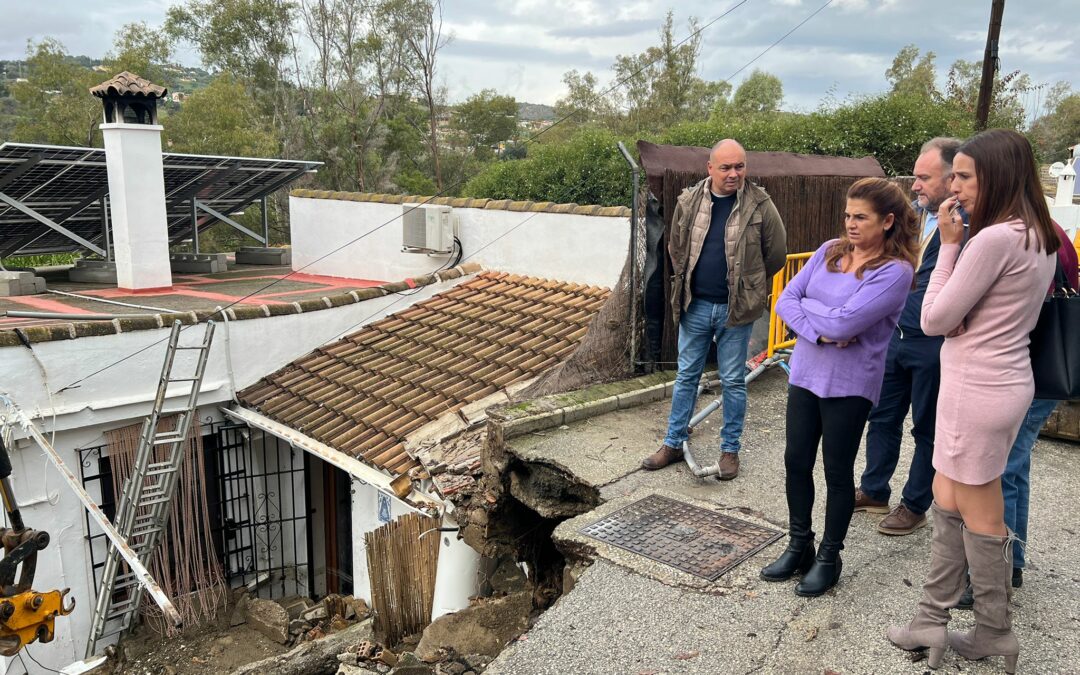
<box><xmin>958</xmin><ymin>128</ymin><xmax>1059</xmax><ymax>253</ymax></box>
<box><xmin>825</xmin><ymin>178</ymin><xmax>919</xmax><ymax>281</ymax></box>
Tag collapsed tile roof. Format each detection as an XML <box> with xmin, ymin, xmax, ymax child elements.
<box><xmin>238</xmin><ymin>271</ymin><xmax>610</xmax><ymax>476</ymax></box>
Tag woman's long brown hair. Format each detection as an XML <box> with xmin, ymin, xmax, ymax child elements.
<box><xmin>958</xmin><ymin>128</ymin><xmax>1060</xmax><ymax>254</ymax></box>
<box><xmin>825</xmin><ymin>178</ymin><xmax>919</xmax><ymax>281</ymax></box>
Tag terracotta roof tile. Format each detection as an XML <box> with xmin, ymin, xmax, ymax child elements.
<box><xmin>90</xmin><ymin>71</ymin><xmax>168</xmax><ymax>99</ymax></box>
<box><xmin>238</xmin><ymin>272</ymin><xmax>610</xmax><ymax>476</ymax></box>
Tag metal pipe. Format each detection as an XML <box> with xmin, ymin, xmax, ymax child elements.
<box><xmin>47</xmin><ymin>289</ymin><xmax>171</xmax><ymax>312</ymax></box>
<box><xmin>190</xmin><ymin>197</ymin><xmax>199</xmax><ymax>254</ymax></box>
<box><xmin>617</xmin><ymin>142</ymin><xmax>640</xmax><ymax>372</ymax></box>
<box><xmin>261</xmin><ymin>195</ymin><xmax>270</xmax><ymax>245</ymax></box>
<box><xmin>99</xmin><ymin>196</ymin><xmax>112</xmax><ymax>261</ymax></box>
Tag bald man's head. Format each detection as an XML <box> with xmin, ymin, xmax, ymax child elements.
<box><xmin>707</xmin><ymin>139</ymin><xmax>747</xmax><ymax>196</ymax></box>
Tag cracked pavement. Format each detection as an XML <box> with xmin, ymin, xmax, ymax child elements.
<box><xmin>487</xmin><ymin>367</ymin><xmax>1080</xmax><ymax>674</ymax></box>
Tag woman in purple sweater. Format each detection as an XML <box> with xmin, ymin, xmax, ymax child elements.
<box><xmin>887</xmin><ymin>130</ymin><xmax>1057</xmax><ymax>673</ymax></box>
<box><xmin>761</xmin><ymin>178</ymin><xmax>917</xmax><ymax>596</ymax></box>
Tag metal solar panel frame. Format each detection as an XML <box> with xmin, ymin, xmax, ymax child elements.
<box><xmin>0</xmin><ymin>142</ymin><xmax>322</xmax><ymax>258</ymax></box>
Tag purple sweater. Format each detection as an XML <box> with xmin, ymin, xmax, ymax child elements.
<box><xmin>776</xmin><ymin>240</ymin><xmax>914</xmax><ymax>405</ymax></box>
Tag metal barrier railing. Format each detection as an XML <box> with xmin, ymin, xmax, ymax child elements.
<box><xmin>766</xmin><ymin>252</ymin><xmax>813</xmax><ymax>358</ymax></box>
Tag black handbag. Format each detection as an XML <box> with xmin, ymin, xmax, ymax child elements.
<box><xmin>1030</xmin><ymin>260</ymin><xmax>1080</xmax><ymax>400</ymax></box>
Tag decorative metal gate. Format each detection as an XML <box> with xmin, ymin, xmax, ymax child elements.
<box><xmin>205</xmin><ymin>422</ymin><xmax>314</xmax><ymax>600</ymax></box>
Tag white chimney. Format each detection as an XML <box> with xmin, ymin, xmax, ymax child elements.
<box><xmin>1056</xmin><ymin>161</ymin><xmax>1076</xmax><ymax>208</ymax></box>
<box><xmin>92</xmin><ymin>72</ymin><xmax>173</xmax><ymax>291</ymax></box>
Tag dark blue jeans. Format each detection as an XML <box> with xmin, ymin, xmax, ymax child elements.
<box><xmin>859</xmin><ymin>332</ymin><xmax>942</xmax><ymax>515</ymax></box>
<box><xmin>663</xmin><ymin>299</ymin><xmax>753</xmax><ymax>452</ymax></box>
<box><xmin>1003</xmin><ymin>398</ymin><xmax>1058</xmax><ymax>569</ymax></box>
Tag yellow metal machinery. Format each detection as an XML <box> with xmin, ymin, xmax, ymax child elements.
<box><xmin>0</xmin><ymin>435</ymin><xmax>74</xmax><ymax>656</ymax></box>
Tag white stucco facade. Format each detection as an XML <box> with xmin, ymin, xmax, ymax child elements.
<box><xmin>289</xmin><ymin>196</ymin><xmax>631</xmax><ymax>288</ymax></box>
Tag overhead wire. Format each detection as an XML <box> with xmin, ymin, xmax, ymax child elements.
<box><xmin>50</xmin><ymin>0</ymin><xmax>837</xmax><ymax>394</ymax></box>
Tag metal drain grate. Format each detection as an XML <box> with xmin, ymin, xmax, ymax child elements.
<box><xmin>579</xmin><ymin>494</ymin><xmax>783</xmax><ymax>580</ymax></box>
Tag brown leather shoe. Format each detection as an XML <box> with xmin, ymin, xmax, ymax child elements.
<box><xmin>853</xmin><ymin>488</ymin><xmax>890</xmax><ymax>514</ymax></box>
<box><xmin>642</xmin><ymin>443</ymin><xmax>683</xmax><ymax>470</ymax></box>
<box><xmin>718</xmin><ymin>451</ymin><xmax>739</xmax><ymax>480</ymax></box>
<box><xmin>877</xmin><ymin>503</ymin><xmax>927</xmax><ymax>535</ymax></box>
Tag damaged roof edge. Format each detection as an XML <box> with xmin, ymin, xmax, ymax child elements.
<box><xmin>0</xmin><ymin>262</ymin><xmax>484</xmax><ymax>348</ymax></box>
<box><xmin>222</xmin><ymin>405</ymin><xmax>444</xmax><ymax>513</ymax></box>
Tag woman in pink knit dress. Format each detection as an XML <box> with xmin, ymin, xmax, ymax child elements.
<box><xmin>887</xmin><ymin>129</ymin><xmax>1059</xmax><ymax>673</ymax></box>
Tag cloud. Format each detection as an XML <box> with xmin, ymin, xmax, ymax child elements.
<box><xmin>548</xmin><ymin>19</ymin><xmax>656</xmax><ymax>39</ymax></box>
<box><xmin>1002</xmin><ymin>34</ymin><xmax>1074</xmax><ymax>64</ymax></box>
<box><xmin>446</xmin><ymin>38</ymin><xmax>607</xmax><ymax>70</ymax></box>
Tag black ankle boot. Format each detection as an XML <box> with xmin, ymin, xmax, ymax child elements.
<box><xmin>794</xmin><ymin>549</ymin><xmax>842</xmax><ymax>597</ymax></box>
<box><xmin>761</xmin><ymin>538</ymin><xmax>816</xmax><ymax>582</ymax></box>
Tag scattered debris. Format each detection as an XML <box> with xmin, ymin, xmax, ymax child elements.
<box><xmin>246</xmin><ymin>597</ymin><xmax>291</xmax><ymax>645</ymax></box>
<box><xmin>415</xmin><ymin>591</ymin><xmax>531</xmax><ymax>661</ymax></box>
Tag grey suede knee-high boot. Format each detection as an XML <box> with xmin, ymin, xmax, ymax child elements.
<box><xmin>949</xmin><ymin>527</ymin><xmax>1020</xmax><ymax>674</ymax></box>
<box><xmin>886</xmin><ymin>504</ymin><xmax>967</xmax><ymax>669</ymax></box>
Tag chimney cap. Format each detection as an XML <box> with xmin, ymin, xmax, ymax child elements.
<box><xmin>90</xmin><ymin>71</ymin><xmax>168</xmax><ymax>100</ymax></box>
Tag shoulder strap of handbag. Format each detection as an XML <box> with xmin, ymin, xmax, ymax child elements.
<box><xmin>1052</xmin><ymin>256</ymin><xmax>1075</xmax><ymax>296</ymax></box>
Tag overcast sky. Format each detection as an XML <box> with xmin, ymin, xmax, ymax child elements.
<box><xmin>3</xmin><ymin>0</ymin><xmax>1078</xmax><ymax>115</ymax></box>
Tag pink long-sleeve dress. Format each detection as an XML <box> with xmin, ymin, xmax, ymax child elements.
<box><xmin>921</xmin><ymin>220</ymin><xmax>1055</xmax><ymax>485</ymax></box>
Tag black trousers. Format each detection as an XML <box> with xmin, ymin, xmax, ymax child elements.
<box><xmin>785</xmin><ymin>384</ymin><xmax>873</xmax><ymax>552</ymax></box>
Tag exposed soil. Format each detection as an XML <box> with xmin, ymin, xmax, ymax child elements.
<box><xmin>106</xmin><ymin>610</ymin><xmax>288</xmax><ymax>675</ymax></box>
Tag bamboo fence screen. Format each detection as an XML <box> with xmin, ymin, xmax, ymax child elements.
<box><xmin>365</xmin><ymin>512</ymin><xmax>441</xmax><ymax>644</ymax></box>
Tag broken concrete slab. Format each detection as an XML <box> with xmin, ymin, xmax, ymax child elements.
<box><xmin>302</xmin><ymin>604</ymin><xmax>329</xmax><ymax>622</ymax></box>
<box><xmin>507</xmin><ymin>462</ymin><xmax>598</xmax><ymax>519</ymax></box>
<box><xmin>415</xmin><ymin>592</ymin><xmax>531</xmax><ymax>662</ymax></box>
<box><xmin>234</xmin><ymin>619</ymin><xmax>373</xmax><ymax>675</ymax></box>
<box><xmin>504</xmin><ymin>404</ymin><xmax>657</xmax><ymax>489</ymax></box>
<box><xmin>277</xmin><ymin>594</ymin><xmax>315</xmax><ymax>620</ymax></box>
<box><xmin>246</xmin><ymin>597</ymin><xmax>291</xmax><ymax>645</ymax></box>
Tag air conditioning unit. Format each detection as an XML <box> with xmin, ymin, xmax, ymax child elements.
<box><xmin>402</xmin><ymin>204</ymin><xmax>454</xmax><ymax>254</ymax></box>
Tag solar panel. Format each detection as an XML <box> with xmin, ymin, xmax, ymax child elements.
<box><xmin>0</xmin><ymin>142</ymin><xmax>322</xmax><ymax>257</ymax></box>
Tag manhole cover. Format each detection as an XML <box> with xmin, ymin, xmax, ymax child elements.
<box><xmin>579</xmin><ymin>494</ymin><xmax>782</xmax><ymax>580</ymax></box>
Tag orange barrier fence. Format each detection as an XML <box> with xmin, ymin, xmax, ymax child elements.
<box><xmin>766</xmin><ymin>252</ymin><xmax>813</xmax><ymax>358</ymax></box>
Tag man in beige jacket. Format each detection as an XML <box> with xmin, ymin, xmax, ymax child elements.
<box><xmin>642</xmin><ymin>139</ymin><xmax>786</xmax><ymax>479</ymax></box>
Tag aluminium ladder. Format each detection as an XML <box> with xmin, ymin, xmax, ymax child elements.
<box><xmin>86</xmin><ymin>319</ymin><xmax>215</xmax><ymax>656</ymax></box>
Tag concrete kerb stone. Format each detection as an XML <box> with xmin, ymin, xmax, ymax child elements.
<box><xmin>615</xmin><ymin>382</ymin><xmax>668</xmax><ymax>409</ymax></box>
<box><xmin>491</xmin><ymin>371</ymin><xmax>678</xmax><ymax>442</ymax></box>
<box><xmin>561</xmin><ymin>395</ymin><xmax>619</xmax><ymax>424</ymax></box>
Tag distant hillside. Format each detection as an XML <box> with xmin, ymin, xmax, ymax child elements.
<box><xmin>0</xmin><ymin>57</ymin><xmax>213</xmax><ymax>94</ymax></box>
<box><xmin>518</xmin><ymin>102</ymin><xmax>556</xmax><ymax>122</ymax></box>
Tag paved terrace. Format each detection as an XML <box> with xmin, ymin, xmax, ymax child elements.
<box><xmin>488</xmin><ymin>368</ymin><xmax>1080</xmax><ymax>675</ymax></box>
<box><xmin>0</xmin><ymin>261</ymin><xmax>386</xmax><ymax>331</ymax></box>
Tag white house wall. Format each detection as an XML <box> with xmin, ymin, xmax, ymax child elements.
<box><xmin>349</xmin><ymin>479</ymin><xmax>411</xmax><ymax>606</ymax></box>
<box><xmin>290</xmin><ymin>197</ymin><xmax>631</xmax><ymax>288</ymax></box>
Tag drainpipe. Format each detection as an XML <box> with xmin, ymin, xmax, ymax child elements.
<box><xmin>616</xmin><ymin>142</ymin><xmax>639</xmax><ymax>372</ymax></box>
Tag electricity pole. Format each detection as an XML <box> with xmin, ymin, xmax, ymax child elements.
<box><xmin>975</xmin><ymin>0</ymin><xmax>1006</xmax><ymax>131</ymax></box>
